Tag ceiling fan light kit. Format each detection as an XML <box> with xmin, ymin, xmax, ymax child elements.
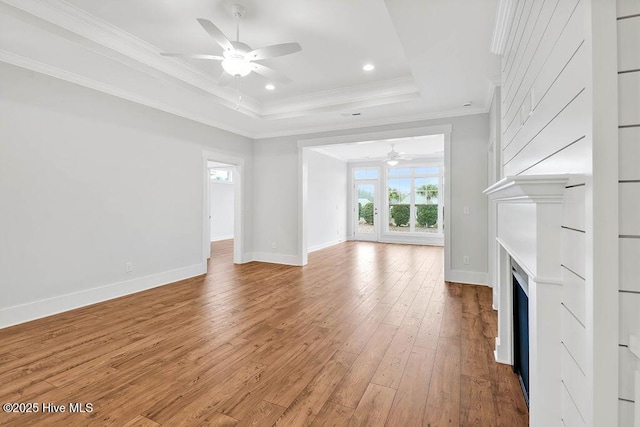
<box><xmin>159</xmin><ymin>3</ymin><xmax>301</xmax><ymax>84</ymax></box>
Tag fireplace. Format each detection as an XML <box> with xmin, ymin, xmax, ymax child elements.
<box><xmin>512</xmin><ymin>261</ymin><xmax>529</xmax><ymax>405</ymax></box>
<box><xmin>484</xmin><ymin>174</ymin><xmax>569</xmax><ymax>427</ymax></box>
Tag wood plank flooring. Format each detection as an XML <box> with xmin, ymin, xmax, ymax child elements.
<box><xmin>0</xmin><ymin>240</ymin><xmax>528</xmax><ymax>426</ymax></box>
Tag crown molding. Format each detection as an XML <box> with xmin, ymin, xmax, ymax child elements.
<box><xmin>0</xmin><ymin>50</ymin><xmax>255</xmax><ymax>139</ymax></box>
<box><xmin>1</xmin><ymin>0</ymin><xmax>425</xmax><ymax>121</ymax></box>
<box><xmin>261</xmin><ymin>77</ymin><xmax>419</xmax><ymax>118</ymax></box>
<box><xmin>491</xmin><ymin>0</ymin><xmax>515</xmax><ymax>55</ymax></box>
<box><xmin>254</xmin><ymin>106</ymin><xmax>489</xmax><ymax>140</ymax></box>
<box><xmin>0</xmin><ymin>0</ymin><xmax>263</xmax><ymax>115</ymax></box>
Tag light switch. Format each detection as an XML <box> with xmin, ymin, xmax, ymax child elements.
<box><xmin>464</xmin><ymin>207</ymin><xmax>470</xmax><ymax>215</ymax></box>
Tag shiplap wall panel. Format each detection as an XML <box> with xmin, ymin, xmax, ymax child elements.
<box><xmin>618</xmin><ymin>0</ymin><xmax>640</xmax><ymax>17</ymax></box>
<box><xmin>521</xmin><ymin>137</ymin><xmax>589</xmax><ymax>175</ymax></box>
<box><xmin>503</xmin><ymin>45</ymin><xmax>587</xmax><ymax>158</ymax></box>
<box><xmin>561</xmin><ymin>342</ymin><xmax>587</xmax><ymax>419</ymax></box>
<box><xmin>563</xmin><ymin>185</ymin><xmax>586</xmax><ymax>231</ymax></box>
<box><xmin>500</xmin><ymin>1</ymin><xmax>591</xmax><ymax>423</ymax></box>
<box><xmin>562</xmin><ymin>303</ymin><xmax>587</xmax><ymax>370</ymax></box>
<box><xmin>502</xmin><ymin>0</ymin><xmax>530</xmax><ymax>74</ymax></box>
<box><xmin>502</xmin><ymin>0</ymin><xmax>582</xmax><ymax>129</ymax></box>
<box><xmin>620</xmin><ymin>184</ymin><xmax>640</xmax><ymax>236</ymax></box>
<box><xmin>618</xmin><ymin>0</ymin><xmax>640</xmax><ymax>421</ymax></box>
<box><xmin>619</xmin><ymin>72</ymin><xmax>640</xmax><ymax>126</ymax></box>
<box><xmin>619</xmin><ymin>400</ymin><xmax>635</xmax><ymax>427</ymax></box>
<box><xmin>620</xmin><ymin>347</ymin><xmax>638</xmax><ymax>401</ymax></box>
<box><xmin>562</xmin><ymin>270</ymin><xmax>586</xmax><ymax>324</ymax></box>
<box><xmin>620</xmin><ymin>238</ymin><xmax>640</xmax><ymax>293</ymax></box>
<box><xmin>619</xmin><ymin>293</ymin><xmax>640</xmax><ymax>347</ymax></box>
<box><xmin>562</xmin><ymin>228</ymin><xmax>586</xmax><ymax>278</ymax></box>
<box><xmin>618</xmin><ymin>17</ymin><xmax>640</xmax><ymax>72</ymax></box>
<box><xmin>503</xmin><ymin>0</ymin><xmax>539</xmax><ymax>84</ymax></box>
<box><xmin>503</xmin><ymin>0</ymin><xmax>547</xmax><ymax>92</ymax></box>
<box><xmin>619</xmin><ymin>127</ymin><xmax>640</xmax><ymax>181</ymax></box>
<box><xmin>505</xmin><ymin>93</ymin><xmax>587</xmax><ymax>175</ymax></box>
<box><xmin>561</xmin><ymin>381</ymin><xmax>586</xmax><ymax>427</ymax></box>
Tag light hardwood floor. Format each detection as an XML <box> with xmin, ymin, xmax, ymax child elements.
<box><xmin>0</xmin><ymin>241</ymin><xmax>528</xmax><ymax>426</ymax></box>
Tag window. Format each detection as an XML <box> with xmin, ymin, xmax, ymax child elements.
<box><xmin>210</xmin><ymin>169</ymin><xmax>232</xmax><ymax>182</ymax></box>
<box><xmin>354</xmin><ymin>168</ymin><xmax>379</xmax><ymax>180</ymax></box>
<box><xmin>387</xmin><ymin>165</ymin><xmax>443</xmax><ymax>234</ymax></box>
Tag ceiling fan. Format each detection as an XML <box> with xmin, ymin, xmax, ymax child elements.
<box><xmin>385</xmin><ymin>144</ymin><xmax>413</xmax><ymax>166</ymax></box>
<box><xmin>160</xmin><ymin>4</ymin><xmax>301</xmax><ymax>86</ymax></box>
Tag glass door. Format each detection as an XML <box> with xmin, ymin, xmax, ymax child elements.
<box><xmin>354</xmin><ymin>180</ymin><xmax>378</xmax><ymax>241</ymax></box>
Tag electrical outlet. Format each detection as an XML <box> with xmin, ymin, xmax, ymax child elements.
<box><xmin>463</xmin><ymin>256</ymin><xmax>470</xmax><ymax>265</ymax></box>
<box><xmin>463</xmin><ymin>206</ymin><xmax>470</xmax><ymax>215</ymax></box>
<box><xmin>125</xmin><ymin>262</ymin><xmax>133</xmax><ymax>273</ymax></box>
<box><xmin>271</xmin><ymin>242</ymin><xmax>276</xmax><ymax>249</ymax></box>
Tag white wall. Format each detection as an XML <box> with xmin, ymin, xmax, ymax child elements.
<box><xmin>617</xmin><ymin>1</ymin><xmax>640</xmax><ymax>425</ymax></box>
<box><xmin>209</xmin><ymin>180</ymin><xmax>234</xmax><ymax>241</ymax></box>
<box><xmin>499</xmin><ymin>0</ymin><xmax>619</xmax><ymax>425</ymax></box>
<box><xmin>307</xmin><ymin>150</ymin><xmax>348</xmax><ymax>252</ymax></box>
<box><xmin>254</xmin><ymin>114</ymin><xmax>489</xmax><ymax>283</ymax></box>
<box><xmin>0</xmin><ymin>63</ymin><xmax>253</xmax><ymax>328</ymax></box>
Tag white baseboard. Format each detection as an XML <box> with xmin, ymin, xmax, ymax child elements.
<box><xmin>210</xmin><ymin>234</ymin><xmax>234</xmax><ymax>242</ymax></box>
<box><xmin>251</xmin><ymin>252</ymin><xmax>303</xmax><ymax>266</ymax></box>
<box><xmin>445</xmin><ymin>269</ymin><xmax>489</xmax><ymax>286</ymax></box>
<box><xmin>0</xmin><ymin>263</ymin><xmax>206</xmax><ymax>329</ymax></box>
<box><xmin>308</xmin><ymin>238</ymin><xmax>346</xmax><ymax>253</ymax></box>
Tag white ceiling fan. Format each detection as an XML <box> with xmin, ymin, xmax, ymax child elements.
<box><xmin>160</xmin><ymin>4</ymin><xmax>301</xmax><ymax>86</ymax></box>
<box><xmin>385</xmin><ymin>144</ymin><xmax>413</xmax><ymax>166</ymax></box>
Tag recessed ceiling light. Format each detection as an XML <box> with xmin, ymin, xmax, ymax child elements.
<box><xmin>362</xmin><ymin>63</ymin><xmax>375</xmax><ymax>71</ymax></box>
<box><xmin>265</xmin><ymin>84</ymin><xmax>275</xmax><ymax>90</ymax></box>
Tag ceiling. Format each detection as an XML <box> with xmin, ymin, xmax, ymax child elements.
<box><xmin>0</xmin><ymin>0</ymin><xmax>500</xmax><ymax>138</ymax></box>
<box><xmin>313</xmin><ymin>134</ymin><xmax>444</xmax><ymax>162</ymax></box>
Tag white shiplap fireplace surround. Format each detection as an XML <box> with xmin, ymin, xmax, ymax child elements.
<box><xmin>484</xmin><ymin>174</ymin><xmax>570</xmax><ymax>427</ymax></box>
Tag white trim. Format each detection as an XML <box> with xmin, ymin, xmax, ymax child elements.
<box><xmin>379</xmin><ymin>235</ymin><xmax>444</xmax><ymax>246</ymax></box>
<box><xmin>0</xmin><ymin>0</ymin><xmax>261</xmax><ymax>114</ymax></box>
<box><xmin>298</xmin><ymin>125</ymin><xmax>453</xmax><ymax>148</ymax></box>
<box><xmin>0</xmin><ymin>48</ymin><xmax>490</xmax><ymax>140</ymax></box>
<box><xmin>298</xmin><ymin>147</ymin><xmax>309</xmax><ymax>266</ymax></box>
<box><xmin>0</xmin><ymin>0</ymin><xmax>489</xmax><ymax>135</ymax></box>
<box><xmin>491</xmin><ymin>0</ymin><xmax>516</xmax><ymax>54</ymax></box>
<box><xmin>299</xmin><ymin>125</ymin><xmax>452</xmax><ymax>270</ymax></box>
<box><xmin>202</xmin><ymin>150</ymin><xmax>246</xmax><ymax>265</ymax></box>
<box><xmin>0</xmin><ymin>263</ymin><xmax>206</xmax><ymax>329</ymax></box>
<box><xmin>308</xmin><ymin>238</ymin><xmax>347</xmax><ymax>253</ymax></box>
<box><xmin>446</xmin><ymin>269</ymin><xmax>489</xmax><ymax>286</ymax></box>
<box><xmin>0</xmin><ymin>50</ymin><xmax>255</xmax><ymax>138</ymax></box>
<box><xmin>210</xmin><ymin>234</ymin><xmax>234</xmax><ymax>242</ymax></box>
<box><xmin>251</xmin><ymin>252</ymin><xmax>304</xmax><ymax>266</ymax></box>
<box><xmin>261</xmin><ymin>109</ymin><xmax>483</xmax><ymax>140</ymax></box>
<box><xmin>261</xmin><ymin>77</ymin><xmax>420</xmax><ymax>118</ymax></box>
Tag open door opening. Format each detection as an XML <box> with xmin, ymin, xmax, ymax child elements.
<box><xmin>207</xmin><ymin>161</ymin><xmax>235</xmax><ymax>264</ymax></box>
<box><xmin>202</xmin><ymin>151</ymin><xmax>245</xmax><ymax>267</ymax></box>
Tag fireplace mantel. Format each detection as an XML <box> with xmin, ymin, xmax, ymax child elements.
<box><xmin>484</xmin><ymin>174</ymin><xmax>571</xmax><ymax>427</ymax></box>
<box><xmin>484</xmin><ymin>174</ymin><xmax>571</xmax><ymax>202</ymax></box>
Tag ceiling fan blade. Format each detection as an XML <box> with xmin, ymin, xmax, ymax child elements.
<box><xmin>197</xmin><ymin>18</ymin><xmax>234</xmax><ymax>52</ymax></box>
<box><xmin>251</xmin><ymin>63</ymin><xmax>292</xmax><ymax>84</ymax></box>
<box><xmin>216</xmin><ymin>71</ymin><xmax>235</xmax><ymax>86</ymax></box>
<box><xmin>247</xmin><ymin>42</ymin><xmax>302</xmax><ymax>61</ymax></box>
<box><xmin>160</xmin><ymin>53</ymin><xmax>224</xmax><ymax>60</ymax></box>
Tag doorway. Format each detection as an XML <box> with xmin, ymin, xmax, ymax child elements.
<box><xmin>208</xmin><ymin>161</ymin><xmax>235</xmax><ymax>262</ymax></box>
<box><xmin>298</xmin><ymin>124</ymin><xmax>451</xmax><ymax>267</ymax></box>
<box><xmin>354</xmin><ymin>180</ymin><xmax>379</xmax><ymax>241</ymax></box>
<box><xmin>202</xmin><ymin>150</ymin><xmax>245</xmax><ymax>265</ymax></box>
